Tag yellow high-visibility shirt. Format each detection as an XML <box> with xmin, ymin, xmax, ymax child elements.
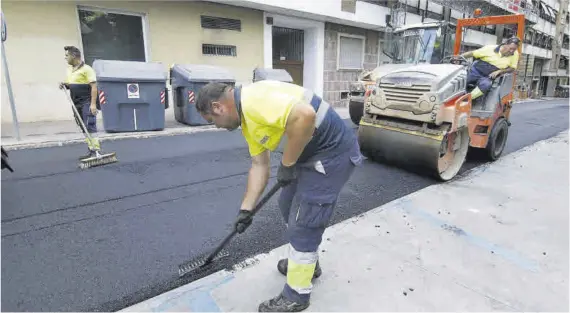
<box><xmin>240</xmin><ymin>80</ymin><xmax>306</xmax><ymax>157</ymax></box>
<box><xmin>472</xmin><ymin>45</ymin><xmax>519</xmax><ymax>69</ymax></box>
<box><xmin>66</xmin><ymin>63</ymin><xmax>97</xmax><ymax>84</ymax></box>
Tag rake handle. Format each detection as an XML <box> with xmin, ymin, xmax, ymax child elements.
<box><xmin>204</xmin><ymin>182</ymin><xmax>283</xmax><ymax>264</ymax></box>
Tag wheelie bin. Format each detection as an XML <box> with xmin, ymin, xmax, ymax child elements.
<box><xmin>93</xmin><ymin>59</ymin><xmax>169</xmax><ymax>133</ymax></box>
<box><xmin>170</xmin><ymin>64</ymin><xmax>236</xmax><ymax>126</ymax></box>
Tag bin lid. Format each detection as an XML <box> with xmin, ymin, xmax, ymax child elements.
<box><xmin>93</xmin><ymin>59</ymin><xmax>167</xmax><ymax>82</ymax></box>
<box><xmin>253</xmin><ymin>68</ymin><xmax>293</xmax><ymax>83</ymax></box>
<box><xmin>172</xmin><ymin>64</ymin><xmax>236</xmax><ymax>83</ymax></box>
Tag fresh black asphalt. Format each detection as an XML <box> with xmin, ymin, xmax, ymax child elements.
<box><xmin>1</xmin><ymin>99</ymin><xmax>568</xmax><ymax>312</ymax></box>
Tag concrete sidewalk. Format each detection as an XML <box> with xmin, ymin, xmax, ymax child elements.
<box><xmin>122</xmin><ymin>131</ymin><xmax>569</xmax><ymax>312</ymax></box>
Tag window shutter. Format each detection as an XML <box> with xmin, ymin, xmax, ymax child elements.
<box><xmin>339</xmin><ymin>36</ymin><xmax>364</xmax><ymax>69</ymax></box>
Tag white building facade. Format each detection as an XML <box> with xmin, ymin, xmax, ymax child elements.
<box><xmin>213</xmin><ymin>0</ymin><xmax>568</xmax><ymax>104</ymax></box>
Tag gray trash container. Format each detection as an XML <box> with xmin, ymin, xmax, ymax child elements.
<box><xmin>170</xmin><ymin>64</ymin><xmax>236</xmax><ymax>126</ymax></box>
<box><xmin>252</xmin><ymin>67</ymin><xmax>293</xmax><ymax>83</ymax></box>
<box><xmin>93</xmin><ymin>59</ymin><xmax>168</xmax><ymax>133</ymax></box>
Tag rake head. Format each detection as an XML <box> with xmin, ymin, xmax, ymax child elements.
<box><xmin>79</xmin><ymin>152</ymin><xmax>118</xmax><ymax>169</ymax></box>
<box><xmin>178</xmin><ymin>250</ymin><xmax>230</xmax><ymax>277</ymax></box>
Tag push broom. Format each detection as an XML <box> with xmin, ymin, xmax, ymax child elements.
<box><xmin>63</xmin><ymin>89</ymin><xmax>118</xmax><ymax>169</ymax></box>
<box><xmin>178</xmin><ymin>181</ymin><xmax>283</xmax><ymax>277</ymax></box>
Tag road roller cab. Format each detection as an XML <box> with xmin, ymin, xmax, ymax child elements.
<box><xmin>357</xmin><ymin>14</ymin><xmax>525</xmax><ymax>181</ymax></box>
<box><xmin>348</xmin><ymin>21</ymin><xmax>456</xmax><ymax>125</ymax></box>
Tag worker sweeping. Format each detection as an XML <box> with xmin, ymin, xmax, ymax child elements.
<box><xmin>59</xmin><ymin>45</ymin><xmax>117</xmax><ymax>168</ymax></box>
<box><xmin>458</xmin><ymin>36</ymin><xmax>521</xmax><ymax>100</ymax></box>
<box><xmin>196</xmin><ymin>80</ymin><xmax>362</xmax><ymax>312</ymax></box>
<box><xmin>59</xmin><ymin>45</ymin><xmax>101</xmax><ymax>160</ymax></box>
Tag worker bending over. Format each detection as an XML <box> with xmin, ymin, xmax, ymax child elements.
<box><xmin>59</xmin><ymin>46</ymin><xmax>100</xmax><ymax>160</ymax></box>
<box><xmin>459</xmin><ymin>36</ymin><xmax>521</xmax><ymax>100</ymax></box>
<box><xmin>196</xmin><ymin>80</ymin><xmax>362</xmax><ymax>312</ymax></box>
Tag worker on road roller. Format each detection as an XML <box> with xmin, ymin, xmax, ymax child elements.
<box><xmin>458</xmin><ymin>36</ymin><xmax>521</xmax><ymax>100</ymax></box>
<box><xmin>195</xmin><ymin>80</ymin><xmax>362</xmax><ymax>312</ymax></box>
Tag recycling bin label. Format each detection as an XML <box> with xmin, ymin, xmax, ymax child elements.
<box><xmin>127</xmin><ymin>83</ymin><xmax>140</xmax><ymax>99</ymax></box>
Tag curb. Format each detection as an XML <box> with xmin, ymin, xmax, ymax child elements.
<box><xmin>2</xmin><ymin>126</ymin><xmax>224</xmax><ymax>151</ymax></box>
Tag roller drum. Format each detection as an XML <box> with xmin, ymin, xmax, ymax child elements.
<box><xmin>358</xmin><ymin>118</ymin><xmax>469</xmax><ymax>181</ymax></box>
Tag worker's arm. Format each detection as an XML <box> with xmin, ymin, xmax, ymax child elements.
<box><xmin>489</xmin><ymin>67</ymin><xmax>515</xmax><ymax>79</ymax></box>
<box><xmin>460</xmin><ymin>50</ymin><xmax>475</xmax><ymax>59</ymax></box>
<box><xmin>86</xmin><ymin>67</ymin><xmax>98</xmax><ymax>115</ymax></box>
<box><xmin>60</xmin><ymin>71</ymin><xmax>70</xmax><ymax>90</ymax></box>
<box><xmin>90</xmin><ymin>82</ymin><xmax>98</xmax><ymax>114</ymax></box>
<box><xmin>281</xmin><ymin>102</ymin><xmax>317</xmax><ymax>166</ymax></box>
<box><xmin>240</xmin><ymin>150</ymin><xmax>270</xmax><ymax>211</ymax></box>
<box><xmin>460</xmin><ymin>45</ymin><xmax>489</xmax><ymax>59</ymax></box>
<box><xmin>490</xmin><ymin>54</ymin><xmax>519</xmax><ymax>79</ymax></box>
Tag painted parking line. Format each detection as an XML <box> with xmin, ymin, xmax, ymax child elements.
<box><xmin>398</xmin><ymin>198</ymin><xmax>539</xmax><ymax>273</ymax></box>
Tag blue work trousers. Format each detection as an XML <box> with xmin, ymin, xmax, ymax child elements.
<box><xmin>74</xmin><ymin>100</ymin><xmax>97</xmax><ymax>133</ymax></box>
<box><xmin>278</xmin><ymin>140</ymin><xmax>363</xmax><ymax>304</ymax></box>
<box><xmin>467</xmin><ymin>65</ymin><xmax>493</xmax><ymax>93</ymax></box>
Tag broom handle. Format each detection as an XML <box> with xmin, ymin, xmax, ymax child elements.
<box><xmin>205</xmin><ymin>182</ymin><xmax>283</xmax><ymax>262</ymax></box>
<box><xmin>63</xmin><ymin>89</ymin><xmax>95</xmax><ymax>143</ymax></box>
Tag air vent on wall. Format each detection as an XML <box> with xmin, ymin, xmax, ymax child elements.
<box><xmin>202</xmin><ymin>44</ymin><xmax>237</xmax><ymax>56</ymax></box>
<box><xmin>201</xmin><ymin>15</ymin><xmax>241</xmax><ymax>31</ymax></box>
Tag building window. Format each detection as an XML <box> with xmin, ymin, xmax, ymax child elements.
<box><xmin>425</xmin><ymin>11</ymin><xmax>443</xmax><ymax>21</ymax></box>
<box><xmin>546</xmin><ymin>36</ymin><xmax>553</xmax><ymax>50</ymax></box>
<box><xmin>200</xmin><ymin>16</ymin><xmax>241</xmax><ymax>31</ymax></box>
<box><xmin>77</xmin><ymin>7</ymin><xmax>147</xmax><ymax>66</ymax></box>
<box><xmin>337</xmin><ymin>33</ymin><xmax>365</xmax><ymax>70</ymax></box>
<box><xmin>202</xmin><ymin>44</ymin><xmax>237</xmax><ymax>56</ymax></box>
<box><xmin>483</xmin><ymin>25</ymin><xmax>496</xmax><ymax>35</ymax></box>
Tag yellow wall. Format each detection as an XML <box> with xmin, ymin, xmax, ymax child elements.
<box><xmin>1</xmin><ymin>0</ymin><xmax>264</xmax><ymax>123</ymax></box>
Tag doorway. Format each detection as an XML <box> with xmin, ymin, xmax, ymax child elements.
<box><xmin>272</xmin><ymin>26</ymin><xmax>304</xmax><ymax>86</ymax></box>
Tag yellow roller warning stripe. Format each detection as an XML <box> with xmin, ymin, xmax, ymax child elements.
<box><xmin>360</xmin><ymin>120</ymin><xmax>444</xmax><ymax>141</ymax></box>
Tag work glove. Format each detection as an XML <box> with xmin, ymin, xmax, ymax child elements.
<box><xmin>277</xmin><ymin>163</ymin><xmax>297</xmax><ymax>186</ymax></box>
<box><xmin>234</xmin><ymin>210</ymin><xmax>253</xmax><ymax>234</ymax></box>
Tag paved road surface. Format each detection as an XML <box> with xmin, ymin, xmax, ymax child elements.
<box><xmin>1</xmin><ymin>100</ymin><xmax>568</xmax><ymax>312</ymax></box>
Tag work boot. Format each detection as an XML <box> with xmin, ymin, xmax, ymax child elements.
<box><xmin>258</xmin><ymin>293</ymin><xmax>309</xmax><ymax>312</ymax></box>
<box><xmin>277</xmin><ymin>259</ymin><xmax>322</xmax><ymax>279</ymax></box>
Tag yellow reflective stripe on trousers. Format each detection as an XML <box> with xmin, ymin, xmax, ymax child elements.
<box><xmin>287</xmin><ymin>260</ymin><xmax>315</xmax><ymax>294</ymax></box>
<box><xmin>470</xmin><ymin>87</ymin><xmax>484</xmax><ymax>100</ymax></box>
<box><xmin>85</xmin><ymin>138</ymin><xmax>101</xmax><ymax>151</ymax></box>
<box><xmin>287</xmin><ymin>244</ymin><xmax>318</xmax><ymax>294</ymax></box>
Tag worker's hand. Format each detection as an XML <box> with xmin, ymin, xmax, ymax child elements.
<box><xmin>489</xmin><ymin>70</ymin><xmax>502</xmax><ymax>79</ymax></box>
<box><xmin>277</xmin><ymin>163</ymin><xmax>297</xmax><ymax>186</ymax></box>
<box><xmin>234</xmin><ymin>210</ymin><xmax>253</xmax><ymax>234</ymax></box>
<box><xmin>90</xmin><ymin>104</ymin><xmax>98</xmax><ymax>116</ymax></box>
<box><xmin>59</xmin><ymin>82</ymin><xmax>68</xmax><ymax>90</ymax></box>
